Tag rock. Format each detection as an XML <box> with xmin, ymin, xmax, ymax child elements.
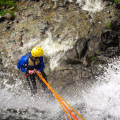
<box><xmin>101</xmin><ymin>20</ymin><xmax>120</xmax><ymax>57</ymax></box>
<box><xmin>87</xmin><ymin>35</ymin><xmax>100</xmax><ymax>54</ymax></box>
<box><xmin>66</xmin><ymin>46</ymin><xmax>77</xmax><ymax>59</ymax></box>
<box><xmin>38</xmin><ymin>21</ymin><xmax>49</xmax><ymax>34</ymax></box>
<box><xmin>101</xmin><ymin>29</ymin><xmax>118</xmax><ymax>49</ymax></box>
<box><xmin>0</xmin><ymin>56</ymin><xmax>2</xmax><ymax>65</ymax></box>
<box><xmin>3</xmin><ymin>26</ymin><xmax>11</xmax><ymax>32</ymax></box>
<box><xmin>75</xmin><ymin>37</ymin><xmax>88</xmax><ymax>59</ymax></box>
<box><xmin>66</xmin><ymin>35</ymin><xmax>101</xmax><ymax>66</ymax></box>
<box><xmin>4</xmin><ymin>13</ymin><xmax>15</xmax><ymax>20</ymax></box>
<box><xmin>24</xmin><ymin>11</ymin><xmax>33</xmax><ymax>17</ymax></box>
<box><xmin>66</xmin><ymin>58</ymin><xmax>81</xmax><ymax>64</ymax></box>
<box><xmin>39</xmin><ymin>1</ymin><xmax>44</xmax><ymax>7</ymax></box>
<box><xmin>116</xmin><ymin>2</ymin><xmax>120</xmax><ymax>9</ymax></box>
<box><xmin>111</xmin><ymin>20</ymin><xmax>120</xmax><ymax>31</ymax></box>
<box><xmin>63</xmin><ymin>70</ymin><xmax>71</xmax><ymax>75</ymax></box>
<box><xmin>0</xmin><ymin>15</ymin><xmax>5</xmax><ymax>22</ymax></box>
<box><xmin>15</xmin><ymin>32</ymin><xmax>24</xmax><ymax>46</ymax></box>
<box><xmin>14</xmin><ymin>12</ymin><xmax>20</xmax><ymax>17</ymax></box>
<box><xmin>104</xmin><ymin>47</ymin><xmax>119</xmax><ymax>57</ymax></box>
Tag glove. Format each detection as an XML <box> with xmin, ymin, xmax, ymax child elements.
<box><xmin>28</xmin><ymin>70</ymin><xmax>35</xmax><ymax>74</ymax></box>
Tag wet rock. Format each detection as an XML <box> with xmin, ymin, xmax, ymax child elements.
<box><xmin>39</xmin><ymin>1</ymin><xmax>44</xmax><ymax>7</ymax></box>
<box><xmin>0</xmin><ymin>58</ymin><xmax>2</xmax><ymax>65</ymax></box>
<box><xmin>101</xmin><ymin>20</ymin><xmax>120</xmax><ymax>57</ymax></box>
<box><xmin>104</xmin><ymin>47</ymin><xmax>119</xmax><ymax>57</ymax></box>
<box><xmin>87</xmin><ymin>35</ymin><xmax>100</xmax><ymax>56</ymax></box>
<box><xmin>4</xmin><ymin>13</ymin><xmax>15</xmax><ymax>20</ymax></box>
<box><xmin>0</xmin><ymin>52</ymin><xmax>2</xmax><ymax>65</ymax></box>
<box><xmin>0</xmin><ymin>15</ymin><xmax>5</xmax><ymax>22</ymax></box>
<box><xmin>63</xmin><ymin>69</ymin><xmax>71</xmax><ymax>75</ymax></box>
<box><xmin>66</xmin><ymin>46</ymin><xmax>77</xmax><ymax>59</ymax></box>
<box><xmin>116</xmin><ymin>2</ymin><xmax>120</xmax><ymax>9</ymax></box>
<box><xmin>66</xmin><ymin>58</ymin><xmax>81</xmax><ymax>64</ymax></box>
<box><xmin>101</xmin><ymin>30</ymin><xmax>118</xmax><ymax>49</ymax></box>
<box><xmin>24</xmin><ymin>11</ymin><xmax>33</xmax><ymax>17</ymax></box>
<box><xmin>75</xmin><ymin>37</ymin><xmax>88</xmax><ymax>59</ymax></box>
<box><xmin>111</xmin><ymin>20</ymin><xmax>120</xmax><ymax>31</ymax></box>
<box><xmin>3</xmin><ymin>25</ymin><xmax>11</xmax><ymax>32</ymax></box>
<box><xmin>66</xmin><ymin>35</ymin><xmax>101</xmax><ymax>67</ymax></box>
<box><xmin>38</xmin><ymin>21</ymin><xmax>49</xmax><ymax>34</ymax></box>
<box><xmin>82</xmin><ymin>56</ymin><xmax>91</xmax><ymax>67</ymax></box>
<box><xmin>15</xmin><ymin>32</ymin><xmax>24</xmax><ymax>46</ymax></box>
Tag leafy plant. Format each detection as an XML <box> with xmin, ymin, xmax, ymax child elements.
<box><xmin>0</xmin><ymin>0</ymin><xmax>17</xmax><ymax>16</ymax></box>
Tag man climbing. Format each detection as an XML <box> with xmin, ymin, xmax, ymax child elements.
<box><xmin>17</xmin><ymin>47</ymin><xmax>49</xmax><ymax>95</ymax></box>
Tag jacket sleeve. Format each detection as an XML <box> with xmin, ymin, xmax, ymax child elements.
<box><xmin>17</xmin><ymin>55</ymin><xmax>28</xmax><ymax>73</ymax></box>
<box><xmin>37</xmin><ymin>56</ymin><xmax>45</xmax><ymax>72</ymax></box>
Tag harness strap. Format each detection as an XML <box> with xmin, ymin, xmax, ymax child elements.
<box><xmin>26</xmin><ymin>70</ymin><xmax>36</xmax><ymax>78</ymax></box>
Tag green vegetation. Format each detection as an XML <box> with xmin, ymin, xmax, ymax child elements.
<box><xmin>114</xmin><ymin>0</ymin><xmax>120</xmax><ymax>3</ymax></box>
<box><xmin>91</xmin><ymin>56</ymin><xmax>97</xmax><ymax>63</ymax></box>
<box><xmin>0</xmin><ymin>0</ymin><xmax>17</xmax><ymax>16</ymax></box>
<box><xmin>107</xmin><ymin>22</ymin><xmax>111</xmax><ymax>29</ymax></box>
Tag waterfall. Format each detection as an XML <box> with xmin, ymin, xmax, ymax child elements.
<box><xmin>0</xmin><ymin>59</ymin><xmax>120</xmax><ymax>120</ymax></box>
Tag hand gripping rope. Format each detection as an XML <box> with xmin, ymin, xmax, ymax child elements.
<box><xmin>34</xmin><ymin>70</ymin><xmax>85</xmax><ymax>120</ymax></box>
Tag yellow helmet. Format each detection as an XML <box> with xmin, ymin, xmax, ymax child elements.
<box><xmin>31</xmin><ymin>47</ymin><xmax>43</xmax><ymax>57</ymax></box>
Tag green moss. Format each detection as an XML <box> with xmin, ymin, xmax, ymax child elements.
<box><xmin>114</xmin><ymin>0</ymin><xmax>120</xmax><ymax>3</ymax></box>
<box><xmin>0</xmin><ymin>0</ymin><xmax>17</xmax><ymax>16</ymax></box>
<box><xmin>0</xmin><ymin>10</ymin><xmax>14</xmax><ymax>16</ymax></box>
<box><xmin>107</xmin><ymin>22</ymin><xmax>111</xmax><ymax>29</ymax></box>
<box><xmin>91</xmin><ymin>56</ymin><xmax>97</xmax><ymax>63</ymax></box>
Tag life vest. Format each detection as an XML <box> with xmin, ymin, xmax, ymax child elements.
<box><xmin>27</xmin><ymin>57</ymin><xmax>41</xmax><ymax>70</ymax></box>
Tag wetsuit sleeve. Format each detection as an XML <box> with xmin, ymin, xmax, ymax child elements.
<box><xmin>17</xmin><ymin>55</ymin><xmax>28</xmax><ymax>73</ymax></box>
<box><xmin>37</xmin><ymin>56</ymin><xmax>44</xmax><ymax>72</ymax></box>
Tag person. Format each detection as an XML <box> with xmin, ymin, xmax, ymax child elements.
<box><xmin>17</xmin><ymin>47</ymin><xmax>49</xmax><ymax>95</ymax></box>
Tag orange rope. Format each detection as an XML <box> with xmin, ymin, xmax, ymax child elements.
<box><xmin>35</xmin><ymin>70</ymin><xmax>85</xmax><ymax>120</ymax></box>
<box><xmin>54</xmin><ymin>90</ymin><xmax>85</xmax><ymax>120</ymax></box>
<box><xmin>55</xmin><ymin>94</ymin><xmax>79</xmax><ymax>120</ymax></box>
<box><xmin>54</xmin><ymin>93</ymin><xmax>72</xmax><ymax>120</ymax></box>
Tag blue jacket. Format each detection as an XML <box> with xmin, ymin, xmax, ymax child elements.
<box><xmin>17</xmin><ymin>53</ymin><xmax>44</xmax><ymax>73</ymax></box>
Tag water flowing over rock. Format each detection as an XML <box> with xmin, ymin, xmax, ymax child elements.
<box><xmin>0</xmin><ymin>0</ymin><xmax>120</xmax><ymax>120</ymax></box>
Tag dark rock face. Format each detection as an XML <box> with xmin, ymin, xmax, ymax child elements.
<box><xmin>101</xmin><ymin>30</ymin><xmax>118</xmax><ymax>48</ymax></box>
<box><xmin>116</xmin><ymin>2</ymin><xmax>120</xmax><ymax>9</ymax></box>
<box><xmin>101</xmin><ymin>20</ymin><xmax>120</xmax><ymax>57</ymax></box>
<box><xmin>66</xmin><ymin>35</ymin><xmax>101</xmax><ymax>66</ymax></box>
<box><xmin>111</xmin><ymin>20</ymin><xmax>120</xmax><ymax>31</ymax></box>
<box><xmin>0</xmin><ymin>16</ymin><xmax>5</xmax><ymax>22</ymax></box>
<box><xmin>75</xmin><ymin>37</ymin><xmax>88</xmax><ymax>59</ymax></box>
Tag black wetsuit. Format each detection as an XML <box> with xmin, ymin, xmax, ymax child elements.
<box><xmin>26</xmin><ymin>57</ymin><xmax>48</xmax><ymax>95</ymax></box>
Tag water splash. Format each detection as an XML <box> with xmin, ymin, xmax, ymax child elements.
<box><xmin>0</xmin><ymin>58</ymin><xmax>120</xmax><ymax>119</ymax></box>
<box><xmin>76</xmin><ymin>0</ymin><xmax>104</xmax><ymax>12</ymax></box>
<box><xmin>21</xmin><ymin>31</ymin><xmax>74</xmax><ymax>70</ymax></box>
<box><xmin>82</xmin><ymin>60</ymin><xmax>120</xmax><ymax>120</ymax></box>
<box><xmin>0</xmin><ymin>71</ymin><xmax>62</xmax><ymax>120</ymax></box>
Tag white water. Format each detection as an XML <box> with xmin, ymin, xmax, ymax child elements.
<box><xmin>83</xmin><ymin>59</ymin><xmax>120</xmax><ymax>120</ymax></box>
<box><xmin>74</xmin><ymin>0</ymin><xmax>104</xmax><ymax>12</ymax></box>
<box><xmin>0</xmin><ymin>59</ymin><xmax>120</xmax><ymax>120</ymax></box>
<box><xmin>21</xmin><ymin>31</ymin><xmax>75</xmax><ymax>70</ymax></box>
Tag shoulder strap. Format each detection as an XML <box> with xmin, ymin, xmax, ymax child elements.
<box><xmin>27</xmin><ymin>52</ymin><xmax>29</xmax><ymax>70</ymax></box>
<box><xmin>29</xmin><ymin>57</ymin><xmax>35</xmax><ymax>66</ymax></box>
